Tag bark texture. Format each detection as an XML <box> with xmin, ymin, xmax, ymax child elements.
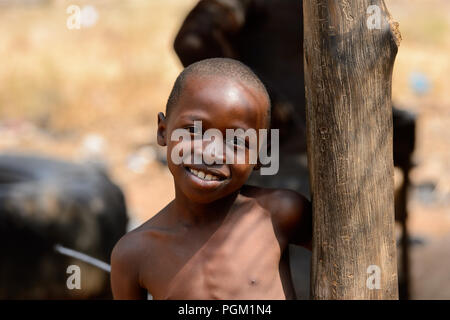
<box><xmin>304</xmin><ymin>0</ymin><xmax>401</xmax><ymax>299</ymax></box>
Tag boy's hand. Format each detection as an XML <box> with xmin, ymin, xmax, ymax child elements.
<box><xmin>270</xmin><ymin>190</ymin><xmax>312</xmax><ymax>250</ymax></box>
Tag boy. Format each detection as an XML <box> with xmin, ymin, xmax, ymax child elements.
<box><xmin>111</xmin><ymin>58</ymin><xmax>312</xmax><ymax>300</ymax></box>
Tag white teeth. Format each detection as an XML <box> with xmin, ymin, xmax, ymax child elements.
<box><xmin>188</xmin><ymin>168</ymin><xmax>220</xmax><ymax>181</ymax></box>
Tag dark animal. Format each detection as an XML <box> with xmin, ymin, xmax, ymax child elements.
<box><xmin>0</xmin><ymin>153</ymin><xmax>128</xmax><ymax>299</ymax></box>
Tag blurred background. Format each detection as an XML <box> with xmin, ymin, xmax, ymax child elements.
<box><xmin>0</xmin><ymin>0</ymin><xmax>449</xmax><ymax>299</ymax></box>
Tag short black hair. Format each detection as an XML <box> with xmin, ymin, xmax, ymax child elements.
<box><xmin>165</xmin><ymin>58</ymin><xmax>271</xmax><ymax>127</ymax></box>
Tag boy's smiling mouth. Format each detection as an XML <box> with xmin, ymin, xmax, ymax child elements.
<box><xmin>187</xmin><ymin>167</ymin><xmax>221</xmax><ymax>181</ymax></box>
<box><xmin>183</xmin><ymin>164</ymin><xmax>229</xmax><ymax>185</ymax></box>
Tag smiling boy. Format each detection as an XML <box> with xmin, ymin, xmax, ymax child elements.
<box><xmin>110</xmin><ymin>58</ymin><xmax>312</xmax><ymax>300</ymax></box>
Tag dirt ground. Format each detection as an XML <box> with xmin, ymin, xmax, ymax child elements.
<box><xmin>0</xmin><ymin>0</ymin><xmax>449</xmax><ymax>299</ymax></box>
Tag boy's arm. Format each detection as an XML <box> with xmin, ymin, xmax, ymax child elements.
<box><xmin>110</xmin><ymin>237</ymin><xmax>148</xmax><ymax>300</ymax></box>
<box><xmin>174</xmin><ymin>0</ymin><xmax>253</xmax><ymax>66</ymax></box>
<box><xmin>271</xmin><ymin>190</ymin><xmax>312</xmax><ymax>250</ymax></box>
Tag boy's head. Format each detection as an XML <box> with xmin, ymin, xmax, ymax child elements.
<box><xmin>157</xmin><ymin>58</ymin><xmax>271</xmax><ymax>204</ymax></box>
<box><xmin>165</xmin><ymin>58</ymin><xmax>271</xmax><ymax>123</ymax></box>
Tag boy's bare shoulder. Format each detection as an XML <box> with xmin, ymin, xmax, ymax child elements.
<box><xmin>241</xmin><ymin>185</ymin><xmax>311</xmax><ymax>245</ymax></box>
<box><xmin>111</xmin><ymin>205</ymin><xmax>173</xmax><ymax>273</ymax></box>
<box><xmin>110</xmin><ymin>207</ymin><xmax>175</xmax><ymax>298</ymax></box>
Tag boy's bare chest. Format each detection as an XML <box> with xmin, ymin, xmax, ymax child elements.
<box><xmin>145</xmin><ymin>211</ymin><xmax>288</xmax><ymax>299</ymax></box>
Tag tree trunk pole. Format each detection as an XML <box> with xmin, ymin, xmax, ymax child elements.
<box><xmin>304</xmin><ymin>0</ymin><xmax>401</xmax><ymax>299</ymax></box>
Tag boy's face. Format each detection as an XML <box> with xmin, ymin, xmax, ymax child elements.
<box><xmin>158</xmin><ymin>74</ymin><xmax>269</xmax><ymax>204</ymax></box>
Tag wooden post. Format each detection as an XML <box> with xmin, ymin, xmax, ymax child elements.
<box><xmin>304</xmin><ymin>1</ymin><xmax>401</xmax><ymax>299</ymax></box>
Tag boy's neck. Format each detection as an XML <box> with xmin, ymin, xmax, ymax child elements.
<box><xmin>172</xmin><ymin>186</ymin><xmax>241</xmax><ymax>227</ymax></box>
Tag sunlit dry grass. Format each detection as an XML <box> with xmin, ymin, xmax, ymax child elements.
<box><xmin>0</xmin><ymin>0</ymin><xmax>196</xmax><ymax>132</ymax></box>
<box><xmin>0</xmin><ymin>0</ymin><xmax>449</xmax><ymax>129</ymax></box>
<box><xmin>387</xmin><ymin>0</ymin><xmax>450</xmax><ymax>110</ymax></box>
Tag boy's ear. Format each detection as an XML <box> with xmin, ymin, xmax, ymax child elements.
<box><xmin>157</xmin><ymin>112</ymin><xmax>167</xmax><ymax>146</ymax></box>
